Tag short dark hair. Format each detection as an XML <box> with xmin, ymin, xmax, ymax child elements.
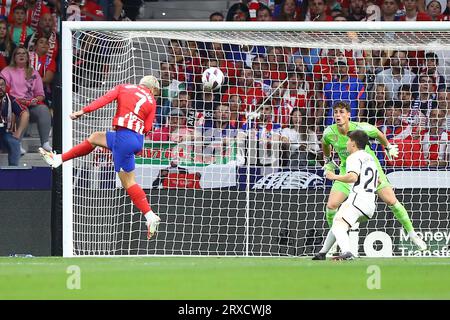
<box><xmin>425</xmin><ymin>52</ymin><xmax>439</xmax><ymax>63</ymax></box>
<box><xmin>333</xmin><ymin>101</ymin><xmax>351</xmax><ymax>112</ymax></box>
<box><xmin>399</xmin><ymin>84</ymin><xmax>411</xmax><ymax>93</ymax></box>
<box><xmin>385</xmin><ymin>100</ymin><xmax>403</xmax><ymax>109</ymax></box>
<box><xmin>209</xmin><ymin>12</ymin><xmax>224</xmax><ymax>20</ymax></box>
<box><xmin>348</xmin><ymin>130</ymin><xmax>369</xmax><ymax>150</ymax></box>
<box><xmin>257</xmin><ymin>4</ymin><xmax>272</xmax><ymax>16</ymax></box>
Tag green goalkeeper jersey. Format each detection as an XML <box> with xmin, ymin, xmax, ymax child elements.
<box><xmin>322</xmin><ymin>121</ymin><xmax>379</xmax><ymax>170</ymax></box>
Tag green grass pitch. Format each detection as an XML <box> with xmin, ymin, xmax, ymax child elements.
<box><xmin>1</xmin><ymin>257</ymin><xmax>449</xmax><ymax>299</ymax></box>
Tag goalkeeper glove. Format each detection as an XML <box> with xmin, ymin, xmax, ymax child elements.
<box><xmin>323</xmin><ymin>156</ymin><xmax>339</xmax><ymax>172</ymax></box>
<box><xmin>385</xmin><ymin>143</ymin><xmax>399</xmax><ymax>160</ymax></box>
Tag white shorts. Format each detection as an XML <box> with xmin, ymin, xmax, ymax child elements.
<box><xmin>337</xmin><ymin>193</ymin><xmax>376</xmax><ymax>228</ymax></box>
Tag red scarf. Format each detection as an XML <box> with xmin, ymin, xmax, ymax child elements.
<box><xmin>10</xmin><ymin>23</ymin><xmax>27</xmax><ymax>45</ymax></box>
<box><xmin>28</xmin><ymin>0</ymin><xmax>42</xmax><ymax>32</ymax></box>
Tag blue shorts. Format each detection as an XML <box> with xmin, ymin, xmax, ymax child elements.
<box><xmin>106</xmin><ymin>129</ymin><xmax>144</xmax><ymax>173</ymax></box>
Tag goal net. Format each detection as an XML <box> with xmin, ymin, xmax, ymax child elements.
<box><xmin>62</xmin><ymin>21</ymin><xmax>450</xmax><ymax>257</ymax></box>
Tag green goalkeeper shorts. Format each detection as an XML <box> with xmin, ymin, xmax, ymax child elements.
<box><xmin>331</xmin><ymin>158</ymin><xmax>392</xmax><ymax>196</ymax></box>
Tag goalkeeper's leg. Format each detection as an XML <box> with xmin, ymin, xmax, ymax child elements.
<box><xmin>377</xmin><ymin>185</ymin><xmax>427</xmax><ymax>251</ymax></box>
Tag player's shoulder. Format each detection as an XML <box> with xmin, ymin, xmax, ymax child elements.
<box><xmin>323</xmin><ymin>124</ymin><xmax>337</xmax><ymax>136</ymax></box>
<box><xmin>353</xmin><ymin>121</ymin><xmax>376</xmax><ymax>131</ymax></box>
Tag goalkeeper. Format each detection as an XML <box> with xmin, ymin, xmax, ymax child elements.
<box><xmin>313</xmin><ymin>102</ymin><xmax>426</xmax><ymax>260</ymax></box>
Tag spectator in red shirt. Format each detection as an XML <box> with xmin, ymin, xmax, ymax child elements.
<box><xmin>0</xmin><ymin>19</ymin><xmax>15</xmax><ymax>71</ymax></box>
<box><xmin>401</xmin><ymin>0</ymin><xmax>432</xmax><ymax>20</ymax></box>
<box><xmin>167</xmin><ymin>39</ymin><xmax>186</xmax><ymax>83</ymax></box>
<box><xmin>30</xmin><ymin>35</ymin><xmax>55</xmax><ymax>108</ymax></box>
<box><xmin>267</xmin><ymin>46</ymin><xmax>287</xmax><ymax>81</ymax></box>
<box><xmin>421</xmin><ymin>108</ymin><xmax>449</xmax><ymax>166</ymax></box>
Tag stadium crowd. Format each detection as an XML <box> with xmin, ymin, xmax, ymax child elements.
<box><xmin>1</xmin><ymin>0</ymin><xmax>450</xmax><ymax>169</ymax></box>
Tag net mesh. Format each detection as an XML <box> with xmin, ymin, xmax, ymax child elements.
<box><xmin>69</xmin><ymin>28</ymin><xmax>450</xmax><ymax>256</ymax></box>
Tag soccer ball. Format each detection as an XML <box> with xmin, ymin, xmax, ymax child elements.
<box><xmin>202</xmin><ymin>67</ymin><xmax>224</xmax><ymax>91</ymax></box>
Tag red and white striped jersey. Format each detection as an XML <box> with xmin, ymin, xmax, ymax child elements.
<box><xmin>421</xmin><ymin>128</ymin><xmax>449</xmax><ymax>161</ymax></box>
<box><xmin>82</xmin><ymin>84</ymin><xmax>157</xmax><ymax>135</ymax></box>
<box><xmin>0</xmin><ymin>0</ymin><xmax>18</xmax><ymax>17</ymax></box>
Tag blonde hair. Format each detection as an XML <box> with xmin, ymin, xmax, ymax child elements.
<box><xmin>139</xmin><ymin>75</ymin><xmax>160</xmax><ymax>90</ymax></box>
<box><xmin>10</xmin><ymin>46</ymin><xmax>33</xmax><ymax>80</ymax></box>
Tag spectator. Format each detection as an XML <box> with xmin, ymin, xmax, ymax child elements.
<box><xmin>400</xmin><ymin>0</ymin><xmax>432</xmax><ymax>20</ymax></box>
<box><xmin>281</xmin><ymin>108</ymin><xmax>320</xmax><ymax>168</ymax></box>
<box><xmin>227</xmin><ymin>93</ymin><xmax>245</xmax><ymax>129</ymax></box>
<box><xmin>426</xmin><ymin>0</ymin><xmax>447</xmax><ymax>20</ymax></box>
<box><xmin>256</xmin><ymin>3</ymin><xmax>273</xmax><ymax>21</ymax></box>
<box><xmin>23</xmin><ymin>0</ymin><xmax>51</xmax><ymax>31</ymax></box>
<box><xmin>443</xmin><ymin>0</ymin><xmax>450</xmax><ymax>18</ymax></box>
<box><xmin>378</xmin><ymin>100</ymin><xmax>419</xmax><ymax>166</ymax></box>
<box><xmin>239</xmin><ymin>66</ymin><xmax>266</xmax><ymax>112</ymax></box>
<box><xmin>414</xmin><ymin>52</ymin><xmax>447</xmax><ymax>93</ymax></box>
<box><xmin>251</xmin><ymin>55</ymin><xmax>271</xmax><ymax>93</ymax></box>
<box><xmin>147</xmin><ymin>108</ymin><xmax>192</xmax><ymax>143</ymax></box>
<box><xmin>157</xmin><ymin>61</ymin><xmax>186</xmax><ymax>127</ymax></box>
<box><xmin>367</xmin><ymin>83</ymin><xmax>388</xmax><ymax>124</ymax></box>
<box><xmin>209</xmin><ymin>11</ymin><xmax>224</xmax><ymax>21</ymax></box>
<box><xmin>120</xmin><ymin>0</ymin><xmax>143</xmax><ymax>20</ymax></box>
<box><xmin>25</xmin><ymin>13</ymin><xmax>58</xmax><ymax>63</ymax></box>
<box><xmin>307</xmin><ymin>0</ymin><xmax>334</xmax><ymax>20</ymax></box>
<box><xmin>9</xmin><ymin>4</ymin><xmax>33</xmax><ymax>46</ymax></box>
<box><xmin>202</xmin><ymin>104</ymin><xmax>238</xmax><ymax>164</ymax></box>
<box><xmin>1</xmin><ymin>45</ymin><xmax>51</xmax><ymax>152</ymax></box>
<box><xmin>195</xmin><ymin>90</ymin><xmax>219</xmax><ymax>129</ymax></box>
<box><xmin>226</xmin><ymin>2</ymin><xmax>250</xmax><ymax>21</ymax></box>
<box><xmin>347</xmin><ymin>0</ymin><xmax>367</xmax><ymax>20</ymax></box>
<box><xmin>275</xmin><ymin>0</ymin><xmax>303</xmax><ymax>21</ymax></box>
<box><xmin>281</xmin><ymin>71</ymin><xmax>311</xmax><ymax>123</ymax></box>
<box><xmin>238</xmin><ymin>103</ymin><xmax>283</xmax><ymax>166</ymax></box>
<box><xmin>0</xmin><ymin>75</ymin><xmax>29</xmax><ymax>166</ymax></box>
<box><xmin>29</xmin><ymin>35</ymin><xmax>55</xmax><ymax>110</ymax></box>
<box><xmin>412</xmin><ymin>73</ymin><xmax>438</xmax><ymax>116</ymax></box>
<box><xmin>267</xmin><ymin>47</ymin><xmax>287</xmax><ymax>81</ymax></box>
<box><xmin>421</xmin><ymin>108</ymin><xmax>449</xmax><ymax>166</ymax></box>
<box><xmin>380</xmin><ymin>0</ymin><xmax>401</xmax><ymax>20</ymax></box>
<box><xmin>375</xmin><ymin>50</ymin><xmax>416</xmax><ymax>100</ymax></box>
<box><xmin>399</xmin><ymin>84</ymin><xmax>427</xmax><ymax>132</ymax></box>
<box><xmin>0</xmin><ymin>19</ymin><xmax>16</xmax><ymax>70</ymax></box>
<box><xmin>323</xmin><ymin>56</ymin><xmax>367</xmax><ymax>125</ymax></box>
<box><xmin>167</xmin><ymin>39</ymin><xmax>186</xmax><ymax>83</ymax></box>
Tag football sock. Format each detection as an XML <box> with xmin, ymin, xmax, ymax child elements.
<box><xmin>332</xmin><ymin>221</ymin><xmax>350</xmax><ymax>254</ymax></box>
<box><xmin>62</xmin><ymin>140</ymin><xmax>95</xmax><ymax>162</ymax></box>
<box><xmin>389</xmin><ymin>201</ymin><xmax>414</xmax><ymax>233</ymax></box>
<box><xmin>126</xmin><ymin>184</ymin><xmax>151</xmax><ymax>214</ymax></box>
<box><xmin>326</xmin><ymin>208</ymin><xmax>337</xmax><ymax>228</ymax></box>
<box><xmin>319</xmin><ymin>230</ymin><xmax>336</xmax><ymax>254</ymax></box>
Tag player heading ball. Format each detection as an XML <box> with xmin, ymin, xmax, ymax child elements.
<box><xmin>39</xmin><ymin>75</ymin><xmax>162</xmax><ymax>240</ymax></box>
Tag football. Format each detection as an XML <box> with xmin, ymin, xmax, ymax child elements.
<box><xmin>201</xmin><ymin>67</ymin><xmax>224</xmax><ymax>91</ymax></box>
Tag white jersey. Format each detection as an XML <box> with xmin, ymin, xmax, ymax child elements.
<box><xmin>338</xmin><ymin>150</ymin><xmax>379</xmax><ymax>226</ymax></box>
<box><xmin>346</xmin><ymin>150</ymin><xmax>379</xmax><ymax>196</ymax></box>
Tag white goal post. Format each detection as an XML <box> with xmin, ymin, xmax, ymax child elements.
<box><xmin>62</xmin><ymin>21</ymin><xmax>450</xmax><ymax>257</ymax></box>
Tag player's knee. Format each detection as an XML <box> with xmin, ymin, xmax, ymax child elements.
<box><xmin>87</xmin><ymin>132</ymin><xmax>100</xmax><ymax>145</ymax></box>
<box><xmin>326</xmin><ymin>202</ymin><xmax>339</xmax><ymax>211</ymax></box>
